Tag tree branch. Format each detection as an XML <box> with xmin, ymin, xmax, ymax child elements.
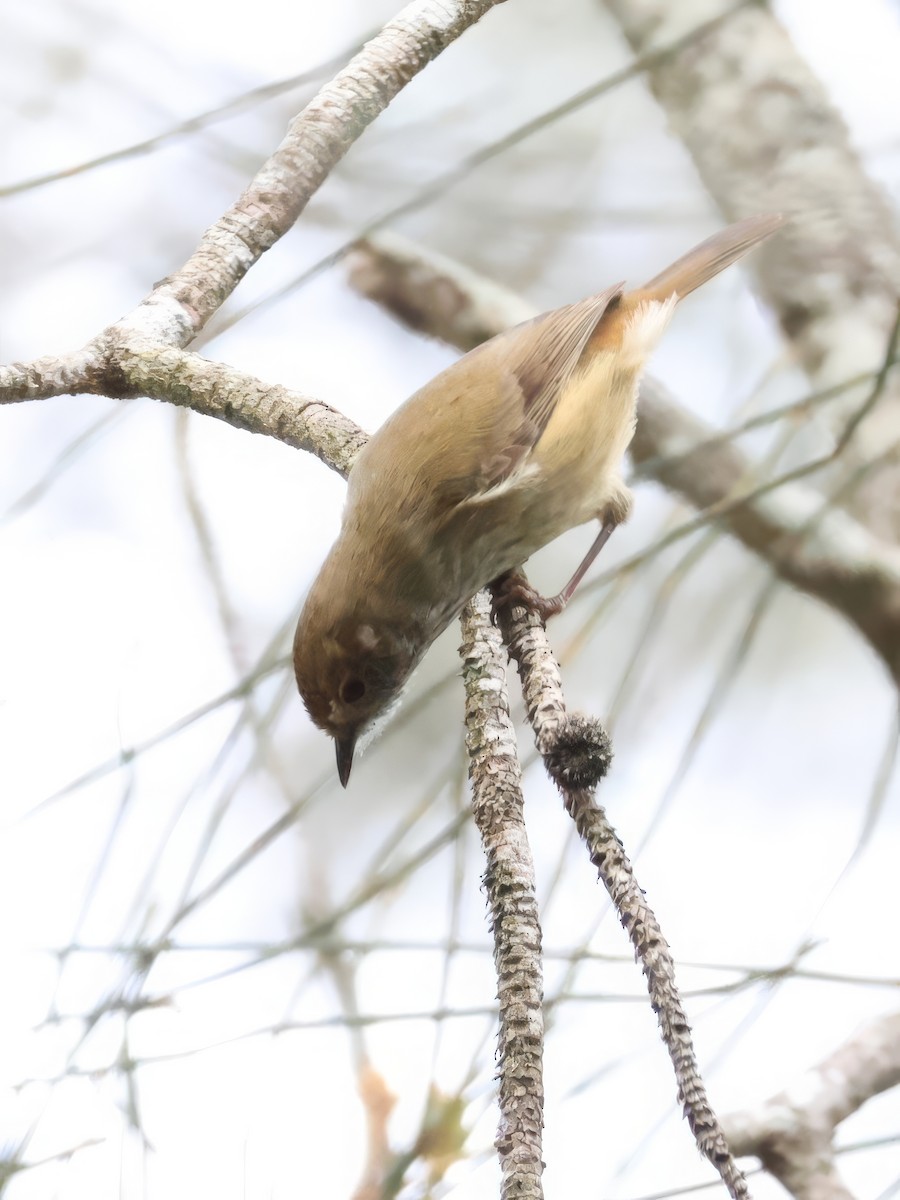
<box><xmin>131</xmin><ymin>0</ymin><xmax>508</xmax><ymax>345</ymax></box>
<box><xmin>461</xmin><ymin>592</ymin><xmax>545</xmax><ymax>1200</ymax></box>
<box><xmin>722</xmin><ymin>1009</ymin><xmax>900</xmax><ymax>1200</ymax></box>
<box><xmin>0</xmin><ymin>0</ymin><xmax>508</xmax><ymax>400</ymax></box>
<box><xmin>128</xmin><ymin>348</ymin><xmax>368</xmax><ymax>476</ymax></box>
<box><xmin>600</xmin><ymin>0</ymin><xmax>900</xmax><ymax>537</ymax></box>
<box><xmin>632</xmin><ymin>382</ymin><xmax>900</xmax><ymax>685</ymax></box>
<box><xmin>0</xmin><ymin>351</ymin><xmax>99</xmax><ymax>402</ymax></box>
<box><xmin>494</xmin><ymin>600</ymin><xmax>749</xmax><ymax>1200</ymax></box>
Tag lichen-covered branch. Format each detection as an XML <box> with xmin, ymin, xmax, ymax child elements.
<box><xmin>0</xmin><ymin>342</ymin><xmax>367</xmax><ymax>478</ymax></box>
<box><xmin>460</xmin><ymin>592</ymin><xmax>544</xmax><ymax>1200</ymax></box>
<box><xmin>494</xmin><ymin>601</ymin><xmax>748</xmax><ymax>1200</ymax></box>
<box><xmin>124</xmin><ymin>0</ymin><xmax>510</xmax><ymax>347</ymax></box>
<box><xmin>600</xmin><ymin>0</ymin><xmax>900</xmax><ymax>537</ymax></box>
<box><xmin>127</xmin><ymin>348</ymin><xmax>368</xmax><ymax>477</ymax></box>
<box><xmin>0</xmin><ymin>350</ymin><xmax>98</xmax><ymax>403</ymax></box>
<box><xmin>722</xmin><ymin>1009</ymin><xmax>900</xmax><ymax>1200</ymax></box>
<box><xmin>347</xmin><ymin>233</ymin><xmax>900</xmax><ymax>686</ymax></box>
<box><xmin>0</xmin><ymin>0</ymin><xmax>507</xmax><ymax>402</ymax></box>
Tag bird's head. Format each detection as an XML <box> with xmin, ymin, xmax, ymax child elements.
<box><xmin>293</xmin><ymin>606</ymin><xmax>419</xmax><ymax>786</ymax></box>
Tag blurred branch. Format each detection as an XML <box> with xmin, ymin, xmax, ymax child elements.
<box><xmin>0</xmin><ymin>407</ymin><xmax>125</xmax><ymax>524</ymax></box>
<box><xmin>346</xmin><ymin>232</ymin><xmax>900</xmax><ymax>686</ymax></box>
<box><xmin>0</xmin><ymin>1138</ymin><xmax>106</xmax><ymax>1192</ymax></box>
<box><xmin>722</xmin><ymin>1009</ymin><xmax>900</xmax><ymax>1200</ymax></box>
<box><xmin>632</xmin><ymin>381</ymin><xmax>900</xmax><ymax>685</ymax></box>
<box><xmin>45</xmin><ymin>938</ymin><xmax>900</xmax><ymax>991</ymax></box>
<box><xmin>600</xmin><ymin>0</ymin><xmax>900</xmax><ymax>538</ymax></box>
<box><xmin>615</xmin><ymin>1136</ymin><xmax>900</xmax><ymax>1200</ymax></box>
<box><xmin>26</xmin><ymin>648</ymin><xmax>287</xmax><ymax>817</ymax></box>
<box><xmin>0</xmin><ymin>34</ymin><xmax>374</xmax><ymax>198</ymax></box>
<box><xmin>461</xmin><ymin>591</ymin><xmax>545</xmax><ymax>1200</ymax></box>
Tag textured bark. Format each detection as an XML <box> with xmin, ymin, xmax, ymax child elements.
<box><xmin>601</xmin><ymin>0</ymin><xmax>900</xmax><ymax>536</ymax></box>
<box><xmin>348</xmin><ymin>233</ymin><xmax>900</xmax><ymax>686</ymax></box>
<box><xmin>0</xmin><ymin>0</ymin><xmax>508</xmax><ymax>404</ymax></box>
<box><xmin>132</xmin><ymin>0</ymin><xmax>510</xmax><ymax>346</ymax></box>
<box><xmin>0</xmin><ymin>350</ymin><xmax>98</xmax><ymax>401</ymax></box>
<box><xmin>461</xmin><ymin>593</ymin><xmax>545</xmax><ymax>1200</ymax></box>
<box><xmin>495</xmin><ymin>602</ymin><xmax>748</xmax><ymax>1200</ymax></box>
<box><xmin>125</xmin><ymin>348</ymin><xmax>368</xmax><ymax>477</ymax></box>
<box><xmin>723</xmin><ymin>1010</ymin><xmax>900</xmax><ymax>1200</ymax></box>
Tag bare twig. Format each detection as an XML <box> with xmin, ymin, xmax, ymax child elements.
<box><xmin>461</xmin><ymin>591</ymin><xmax>545</xmax><ymax>1200</ymax></box>
<box><xmin>494</xmin><ymin>601</ymin><xmax>748</xmax><ymax>1200</ymax></box>
<box><xmin>0</xmin><ymin>0</ymin><xmax>508</xmax><ymax>409</ymax></box>
<box><xmin>723</xmin><ymin>1009</ymin><xmax>900</xmax><ymax>1200</ymax></box>
<box><xmin>0</xmin><ymin>35</ymin><xmax>374</xmax><ymax>199</ymax></box>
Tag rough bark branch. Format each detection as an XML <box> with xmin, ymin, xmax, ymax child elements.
<box><xmin>600</xmin><ymin>0</ymin><xmax>900</xmax><ymax>537</ymax></box>
<box><xmin>0</xmin><ymin>0</ymin><xmax>506</xmax><ymax>398</ymax></box>
<box><xmin>722</xmin><ymin>1009</ymin><xmax>900</xmax><ymax>1200</ymax></box>
<box><xmin>129</xmin><ymin>0</ymin><xmax>508</xmax><ymax>347</ymax></box>
<box><xmin>493</xmin><ymin>601</ymin><xmax>748</xmax><ymax>1200</ymax></box>
<box><xmin>128</xmin><ymin>349</ymin><xmax>368</xmax><ymax>476</ymax></box>
<box><xmin>347</xmin><ymin>233</ymin><xmax>900</xmax><ymax>686</ymax></box>
<box><xmin>461</xmin><ymin>593</ymin><xmax>545</xmax><ymax>1200</ymax></box>
<box><xmin>0</xmin><ymin>350</ymin><xmax>101</xmax><ymax>403</ymax></box>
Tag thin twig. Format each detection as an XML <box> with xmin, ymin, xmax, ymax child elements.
<box><xmin>461</xmin><ymin>591</ymin><xmax>545</xmax><ymax>1200</ymax></box>
<box><xmin>495</xmin><ymin>601</ymin><xmax>749</xmax><ymax>1200</ymax></box>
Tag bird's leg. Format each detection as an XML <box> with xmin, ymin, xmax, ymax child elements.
<box><xmin>491</xmin><ymin>518</ymin><xmax>618</xmax><ymax>623</ymax></box>
<box><xmin>549</xmin><ymin>518</ymin><xmax>617</xmax><ymax>607</ymax></box>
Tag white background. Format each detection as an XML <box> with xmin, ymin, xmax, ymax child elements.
<box><xmin>1</xmin><ymin>1</ymin><xmax>899</xmax><ymax>1197</ymax></box>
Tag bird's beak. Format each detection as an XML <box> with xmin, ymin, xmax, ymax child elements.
<box><xmin>335</xmin><ymin>732</ymin><xmax>356</xmax><ymax>788</ymax></box>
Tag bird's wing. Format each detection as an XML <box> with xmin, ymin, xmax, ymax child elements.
<box><xmin>505</xmin><ymin>284</ymin><xmax>624</xmax><ymax>438</ymax></box>
<box><xmin>347</xmin><ymin>284</ymin><xmax>624</xmax><ymax>516</ymax></box>
<box><xmin>459</xmin><ymin>282</ymin><xmax>625</xmax><ymax>499</ymax></box>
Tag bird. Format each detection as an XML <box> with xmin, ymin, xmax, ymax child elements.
<box><xmin>293</xmin><ymin>215</ymin><xmax>783</xmax><ymax>785</ymax></box>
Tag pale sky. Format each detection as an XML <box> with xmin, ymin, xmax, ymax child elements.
<box><xmin>1</xmin><ymin>2</ymin><xmax>899</xmax><ymax>1198</ymax></box>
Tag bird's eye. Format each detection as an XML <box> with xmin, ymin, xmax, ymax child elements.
<box><xmin>340</xmin><ymin>677</ymin><xmax>366</xmax><ymax>704</ymax></box>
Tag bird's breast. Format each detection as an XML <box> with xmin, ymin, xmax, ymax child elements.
<box><xmin>525</xmin><ymin>353</ymin><xmax>639</xmax><ymax>524</ymax></box>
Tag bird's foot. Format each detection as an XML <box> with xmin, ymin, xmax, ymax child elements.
<box><xmin>490</xmin><ymin>570</ymin><xmax>566</xmax><ymax>625</ymax></box>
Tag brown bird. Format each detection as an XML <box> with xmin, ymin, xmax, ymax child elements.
<box><xmin>294</xmin><ymin>215</ymin><xmax>782</xmax><ymax>785</ymax></box>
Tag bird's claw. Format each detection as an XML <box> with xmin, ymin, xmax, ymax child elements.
<box><xmin>490</xmin><ymin>571</ymin><xmax>565</xmax><ymax>625</ymax></box>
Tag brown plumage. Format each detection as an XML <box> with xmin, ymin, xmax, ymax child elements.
<box><xmin>293</xmin><ymin>215</ymin><xmax>783</xmax><ymax>784</ymax></box>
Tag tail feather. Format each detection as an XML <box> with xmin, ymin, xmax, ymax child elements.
<box><xmin>639</xmin><ymin>214</ymin><xmax>783</xmax><ymax>302</ymax></box>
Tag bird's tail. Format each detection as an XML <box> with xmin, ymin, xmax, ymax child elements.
<box><xmin>639</xmin><ymin>214</ymin><xmax>783</xmax><ymax>302</ymax></box>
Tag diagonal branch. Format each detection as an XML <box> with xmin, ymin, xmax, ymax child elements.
<box><xmin>0</xmin><ymin>0</ymin><xmax>509</xmax><ymax>400</ymax></box>
<box><xmin>600</xmin><ymin>0</ymin><xmax>900</xmax><ymax>537</ymax></box>
<box><xmin>632</xmin><ymin>381</ymin><xmax>900</xmax><ymax>684</ymax></box>
<box><xmin>0</xmin><ymin>34</ymin><xmax>374</xmax><ymax>200</ymax></box>
<box><xmin>722</xmin><ymin>1009</ymin><xmax>900</xmax><ymax>1200</ymax></box>
<box><xmin>134</xmin><ymin>0</ymin><xmax>509</xmax><ymax>346</ymax></box>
